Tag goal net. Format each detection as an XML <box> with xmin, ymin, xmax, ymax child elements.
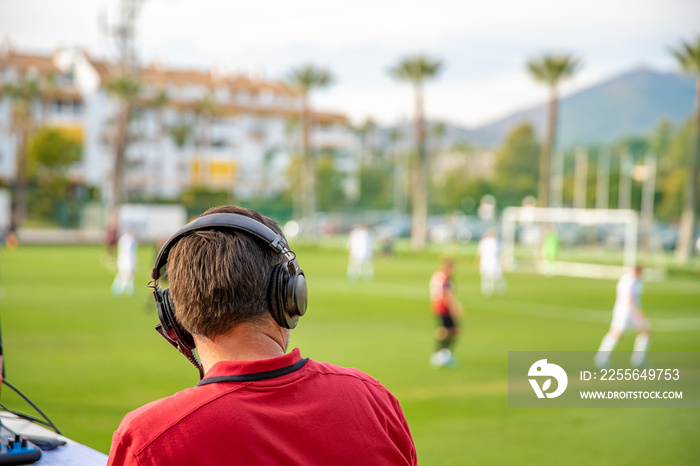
<box><xmin>500</xmin><ymin>207</ymin><xmax>639</xmax><ymax>280</ymax></box>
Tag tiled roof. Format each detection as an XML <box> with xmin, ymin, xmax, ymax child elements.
<box><xmin>144</xmin><ymin>96</ymin><xmax>348</xmax><ymax>124</ymax></box>
<box><xmin>0</xmin><ymin>49</ymin><xmax>60</xmax><ymax>75</ymax></box>
<box><xmin>1</xmin><ymin>48</ymin><xmax>301</xmax><ymax>99</ymax></box>
<box><xmin>2</xmin><ymin>47</ymin><xmax>347</xmax><ymax>125</ymax></box>
<box><xmin>139</xmin><ymin>64</ymin><xmax>299</xmax><ymax>97</ymax></box>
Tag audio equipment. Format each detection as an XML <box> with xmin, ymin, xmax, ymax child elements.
<box><xmin>150</xmin><ymin>213</ymin><xmax>308</xmax><ymax>379</ymax></box>
<box><xmin>0</xmin><ymin>429</ymin><xmax>41</xmax><ymax>466</ymax></box>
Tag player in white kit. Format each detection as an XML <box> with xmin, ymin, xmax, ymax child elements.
<box><xmin>347</xmin><ymin>224</ymin><xmax>374</xmax><ymax>281</ymax></box>
<box><xmin>594</xmin><ymin>266</ymin><xmax>650</xmax><ymax>368</ymax></box>
<box><xmin>475</xmin><ymin>231</ymin><xmax>506</xmax><ymax>297</ymax></box>
<box><xmin>112</xmin><ymin>230</ymin><xmax>138</xmax><ymax>296</ymax></box>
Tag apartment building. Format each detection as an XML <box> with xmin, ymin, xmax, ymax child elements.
<box><xmin>0</xmin><ymin>45</ymin><xmax>354</xmax><ymax>206</ymax></box>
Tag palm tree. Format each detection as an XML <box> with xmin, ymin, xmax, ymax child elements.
<box><xmin>192</xmin><ymin>93</ymin><xmax>218</xmax><ymax>185</ymax></box>
<box><xmin>389</xmin><ymin>127</ymin><xmax>406</xmax><ymax>226</ymax></box>
<box><xmin>389</xmin><ymin>54</ymin><xmax>443</xmax><ymax>250</ymax></box>
<box><xmin>149</xmin><ymin>89</ymin><xmax>169</xmax><ymax>138</ymax></box>
<box><xmin>357</xmin><ymin>117</ymin><xmax>378</xmax><ymax>166</ymax></box>
<box><xmin>671</xmin><ymin>36</ymin><xmax>700</xmax><ymax>263</ymax></box>
<box><xmin>105</xmin><ymin>72</ymin><xmax>141</xmax><ymax>231</ymax></box>
<box><xmin>193</xmin><ymin>93</ymin><xmax>217</xmax><ymax>147</ymax></box>
<box><xmin>148</xmin><ymin>89</ymin><xmax>169</xmax><ymax>194</ymax></box>
<box><xmin>526</xmin><ymin>53</ymin><xmax>581</xmax><ymax>207</ymax></box>
<box><xmin>355</xmin><ymin>117</ymin><xmax>378</xmax><ymax>202</ymax></box>
<box><xmin>2</xmin><ymin>77</ymin><xmax>44</xmax><ymax>229</ymax></box>
<box><xmin>169</xmin><ymin>123</ymin><xmax>192</xmax><ymax>149</ymax></box>
<box><xmin>285</xmin><ymin>64</ymin><xmax>333</xmax><ymax>239</ymax></box>
<box><xmin>430</xmin><ymin>121</ymin><xmax>447</xmax><ymax>161</ymax></box>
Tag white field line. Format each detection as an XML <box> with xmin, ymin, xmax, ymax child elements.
<box><xmin>314</xmin><ymin>278</ymin><xmax>700</xmax><ymax>332</ymax></box>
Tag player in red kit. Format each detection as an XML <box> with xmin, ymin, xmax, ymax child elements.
<box><xmin>429</xmin><ymin>258</ymin><xmax>463</xmax><ymax>368</ymax></box>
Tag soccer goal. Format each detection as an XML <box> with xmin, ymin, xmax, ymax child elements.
<box><xmin>500</xmin><ymin>207</ymin><xmax>639</xmax><ymax>280</ymax></box>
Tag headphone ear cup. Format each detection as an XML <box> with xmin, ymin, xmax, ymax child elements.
<box><xmin>268</xmin><ymin>263</ymin><xmax>288</xmax><ymax>328</ymax></box>
<box><xmin>291</xmin><ymin>269</ymin><xmax>307</xmax><ymax>318</ymax></box>
<box><xmin>157</xmin><ymin>287</ymin><xmax>196</xmax><ymax>350</ymax></box>
<box><xmin>268</xmin><ymin>262</ymin><xmax>307</xmax><ymax>329</ymax></box>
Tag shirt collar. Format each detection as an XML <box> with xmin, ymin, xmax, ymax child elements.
<box><xmin>200</xmin><ymin>348</ymin><xmax>303</xmax><ymax>381</ymax></box>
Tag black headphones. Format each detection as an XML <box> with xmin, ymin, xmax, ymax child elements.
<box><xmin>150</xmin><ymin>212</ymin><xmax>308</xmax><ymax>379</ymax></box>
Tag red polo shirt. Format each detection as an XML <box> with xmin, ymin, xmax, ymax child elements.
<box><xmin>107</xmin><ymin>348</ymin><xmax>417</xmax><ymax>465</ymax></box>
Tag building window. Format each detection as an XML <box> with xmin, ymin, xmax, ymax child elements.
<box><xmin>52</xmin><ymin>100</ymin><xmax>84</xmax><ymax>118</ymax></box>
<box><xmin>211</xmin><ymin>138</ymin><xmax>229</xmax><ymax>149</ymax></box>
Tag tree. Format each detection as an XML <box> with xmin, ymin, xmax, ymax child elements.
<box><xmin>105</xmin><ymin>72</ymin><xmax>141</xmax><ymax>231</ymax></box>
<box><xmin>356</xmin><ymin>117</ymin><xmax>378</xmax><ymax>166</ymax></box>
<box><xmin>28</xmin><ymin>126</ymin><xmax>82</xmax><ymax>171</ymax></box>
<box><xmin>282</xmin><ymin>151</ymin><xmax>346</xmax><ymax>214</ymax></box>
<box><xmin>181</xmin><ymin>186</ymin><xmax>233</xmax><ymax>218</ymax></box>
<box><xmin>670</xmin><ymin>36</ymin><xmax>700</xmax><ymax>263</ymax></box>
<box><xmin>430</xmin><ymin>121</ymin><xmax>447</xmax><ymax>152</ymax></box>
<box><xmin>169</xmin><ymin>123</ymin><xmax>192</xmax><ymax>149</ymax></box>
<box><xmin>657</xmin><ymin>122</ymin><xmax>691</xmax><ymax>221</ymax></box>
<box><xmin>358</xmin><ymin>159</ymin><xmax>394</xmax><ymax>210</ymax></box>
<box><xmin>388</xmin><ymin>127</ymin><xmax>406</xmax><ymax>218</ymax></box>
<box><xmin>493</xmin><ymin>122</ymin><xmax>541</xmax><ymax>207</ymax></box>
<box><xmin>284</xmin><ymin>119</ymin><xmax>303</xmax><ymax>218</ymax></box>
<box><xmin>389</xmin><ymin>54</ymin><xmax>443</xmax><ymax>250</ymax></box>
<box><xmin>285</xmin><ymin>64</ymin><xmax>334</xmax><ymax>239</ymax></box>
<box><xmin>27</xmin><ymin>127</ymin><xmax>83</xmax><ymax>221</ymax></box>
<box><xmin>145</xmin><ymin>89</ymin><xmax>170</xmax><ymax>195</ymax></box>
<box><xmin>355</xmin><ymin>117</ymin><xmax>378</xmax><ymax>203</ymax></box>
<box><xmin>316</xmin><ymin>152</ymin><xmax>347</xmax><ymax>212</ymax></box>
<box><xmin>1</xmin><ymin>77</ymin><xmax>45</xmax><ymax>228</ymax></box>
<box><xmin>149</xmin><ymin>89</ymin><xmax>169</xmax><ymax>138</ymax></box>
<box><xmin>193</xmin><ymin>93</ymin><xmax>217</xmax><ymax>147</ymax></box>
<box><xmin>526</xmin><ymin>53</ymin><xmax>581</xmax><ymax>207</ymax></box>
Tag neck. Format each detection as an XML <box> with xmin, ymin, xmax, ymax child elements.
<box><xmin>194</xmin><ymin>316</ymin><xmax>289</xmax><ymax>374</ymax></box>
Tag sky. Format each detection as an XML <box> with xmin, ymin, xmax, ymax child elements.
<box><xmin>1</xmin><ymin>0</ymin><xmax>699</xmax><ymax>128</ymax></box>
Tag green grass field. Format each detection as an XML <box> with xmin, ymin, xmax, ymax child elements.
<box><xmin>1</xmin><ymin>243</ymin><xmax>699</xmax><ymax>464</ymax></box>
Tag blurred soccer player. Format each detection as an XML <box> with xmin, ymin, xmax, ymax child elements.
<box><xmin>347</xmin><ymin>224</ymin><xmax>374</xmax><ymax>281</ymax></box>
<box><xmin>111</xmin><ymin>230</ymin><xmax>138</xmax><ymax>297</ymax></box>
<box><xmin>475</xmin><ymin>230</ymin><xmax>506</xmax><ymax>297</ymax></box>
<box><xmin>540</xmin><ymin>227</ymin><xmax>560</xmax><ymax>277</ymax></box>
<box><xmin>429</xmin><ymin>258</ymin><xmax>463</xmax><ymax>368</ymax></box>
<box><xmin>594</xmin><ymin>265</ymin><xmax>650</xmax><ymax>368</ymax></box>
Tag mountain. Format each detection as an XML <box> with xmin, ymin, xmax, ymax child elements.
<box><xmin>463</xmin><ymin>67</ymin><xmax>697</xmax><ymax>148</ymax></box>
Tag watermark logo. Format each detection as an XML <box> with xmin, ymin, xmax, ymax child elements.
<box><xmin>528</xmin><ymin>359</ymin><xmax>568</xmax><ymax>398</ymax></box>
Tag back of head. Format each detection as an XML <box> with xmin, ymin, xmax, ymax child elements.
<box><xmin>441</xmin><ymin>257</ymin><xmax>455</xmax><ymax>274</ymax></box>
<box><xmin>168</xmin><ymin>205</ymin><xmax>286</xmax><ymax>337</ymax></box>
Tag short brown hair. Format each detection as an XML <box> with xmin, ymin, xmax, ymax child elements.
<box><xmin>168</xmin><ymin>205</ymin><xmax>286</xmax><ymax>337</ymax></box>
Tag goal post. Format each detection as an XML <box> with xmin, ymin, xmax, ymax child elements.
<box><xmin>500</xmin><ymin>207</ymin><xmax>639</xmax><ymax>279</ymax></box>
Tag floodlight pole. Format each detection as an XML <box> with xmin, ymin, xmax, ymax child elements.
<box><xmin>618</xmin><ymin>151</ymin><xmax>632</xmax><ymax>210</ymax></box>
<box><xmin>596</xmin><ymin>148</ymin><xmax>610</xmax><ymax>210</ymax></box>
<box><xmin>640</xmin><ymin>153</ymin><xmax>657</xmax><ymax>249</ymax></box>
<box><xmin>501</xmin><ymin>207</ymin><xmax>518</xmax><ymax>271</ymax></box>
<box><xmin>623</xmin><ymin>210</ymin><xmax>639</xmax><ymax>268</ymax></box>
<box><xmin>573</xmin><ymin>147</ymin><xmax>588</xmax><ymax>209</ymax></box>
<box><xmin>392</xmin><ymin>145</ymin><xmax>403</xmax><ymax>230</ymax></box>
<box><xmin>550</xmin><ymin>150</ymin><xmax>564</xmax><ymax>207</ymax></box>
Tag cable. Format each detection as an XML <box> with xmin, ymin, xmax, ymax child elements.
<box><xmin>1</xmin><ymin>379</ymin><xmax>61</xmax><ymax>435</ymax></box>
<box><xmin>0</xmin><ymin>403</ymin><xmax>54</xmax><ymax>430</ymax></box>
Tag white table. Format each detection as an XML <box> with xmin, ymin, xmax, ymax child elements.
<box><xmin>0</xmin><ymin>412</ymin><xmax>107</xmax><ymax>466</ymax></box>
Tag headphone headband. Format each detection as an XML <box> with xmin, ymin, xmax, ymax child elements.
<box><xmin>152</xmin><ymin>212</ymin><xmax>289</xmax><ymax>281</ymax></box>
<box><xmin>151</xmin><ymin>210</ymin><xmax>307</xmax><ymax>380</ymax></box>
